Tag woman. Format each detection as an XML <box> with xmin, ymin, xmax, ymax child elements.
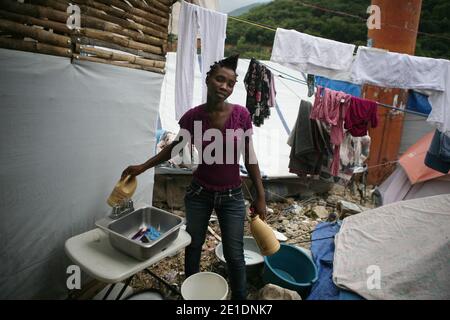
<box><xmin>122</xmin><ymin>55</ymin><xmax>266</xmax><ymax>300</ymax></box>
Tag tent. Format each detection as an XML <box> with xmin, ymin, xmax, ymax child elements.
<box><xmin>374</xmin><ymin>131</ymin><xmax>450</xmax><ymax>205</ymax></box>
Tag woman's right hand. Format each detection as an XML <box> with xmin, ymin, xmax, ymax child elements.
<box><xmin>121</xmin><ymin>164</ymin><xmax>145</xmax><ymax>179</ymax></box>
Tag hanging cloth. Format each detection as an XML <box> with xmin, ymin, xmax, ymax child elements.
<box><xmin>344</xmin><ymin>96</ymin><xmax>378</xmax><ymax>137</ymax></box>
<box><xmin>174</xmin><ymin>1</ymin><xmax>227</xmax><ymax>120</ymax></box>
<box><xmin>244</xmin><ymin>58</ymin><xmax>276</xmax><ymax>126</ymax></box>
<box><xmin>270</xmin><ymin>28</ymin><xmax>355</xmax><ymax>82</ymax></box>
<box><xmin>288</xmin><ymin>100</ymin><xmax>327</xmax><ymax>176</ymax></box>
<box><xmin>351</xmin><ymin>47</ymin><xmax>450</xmax><ymax>135</ymax></box>
<box><xmin>310</xmin><ymin>86</ymin><xmax>351</xmax><ymax>176</ymax></box>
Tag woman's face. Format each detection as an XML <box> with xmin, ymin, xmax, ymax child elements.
<box><xmin>206</xmin><ymin>66</ymin><xmax>237</xmax><ymax>102</ymax></box>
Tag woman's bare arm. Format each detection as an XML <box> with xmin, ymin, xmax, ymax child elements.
<box><xmin>121</xmin><ymin>138</ymin><xmax>184</xmax><ymax>178</ymax></box>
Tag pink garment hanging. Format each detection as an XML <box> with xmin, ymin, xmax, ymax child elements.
<box><xmin>310</xmin><ymin>86</ymin><xmax>351</xmax><ymax>176</ymax></box>
<box><xmin>344</xmin><ymin>96</ymin><xmax>378</xmax><ymax>137</ymax></box>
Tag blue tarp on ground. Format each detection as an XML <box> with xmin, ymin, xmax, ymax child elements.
<box><xmin>307</xmin><ymin>221</ymin><xmax>364</xmax><ymax>300</ymax></box>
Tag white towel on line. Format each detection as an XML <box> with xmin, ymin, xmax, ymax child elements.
<box><xmin>351</xmin><ymin>46</ymin><xmax>447</xmax><ymax>91</ymax></box>
<box><xmin>270</xmin><ymin>28</ymin><xmax>356</xmax><ymax>82</ymax></box>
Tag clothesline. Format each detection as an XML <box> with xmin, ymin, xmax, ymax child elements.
<box><xmin>255</xmin><ymin>59</ymin><xmax>429</xmax><ymax>118</ymax></box>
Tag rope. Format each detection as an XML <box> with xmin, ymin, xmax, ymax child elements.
<box><xmin>228</xmin><ymin>3</ymin><xmax>450</xmax><ymax>42</ymax></box>
<box><xmin>228</xmin><ymin>16</ymin><xmax>276</xmax><ymax>32</ymax></box>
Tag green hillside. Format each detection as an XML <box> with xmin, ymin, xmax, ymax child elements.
<box><xmin>228</xmin><ymin>2</ymin><xmax>268</xmax><ymax>17</ymax></box>
<box><xmin>225</xmin><ymin>0</ymin><xmax>450</xmax><ymax>60</ymax></box>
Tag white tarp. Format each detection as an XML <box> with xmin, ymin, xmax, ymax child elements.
<box><xmin>159</xmin><ymin>52</ymin><xmax>312</xmax><ymax>177</ymax></box>
<box><xmin>333</xmin><ymin>194</ymin><xmax>450</xmax><ymax>300</ymax></box>
<box><xmin>0</xmin><ymin>49</ymin><xmax>162</xmax><ymax>299</ymax></box>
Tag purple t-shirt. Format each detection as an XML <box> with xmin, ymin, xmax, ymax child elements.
<box><xmin>178</xmin><ymin>104</ymin><xmax>253</xmax><ymax>191</ymax></box>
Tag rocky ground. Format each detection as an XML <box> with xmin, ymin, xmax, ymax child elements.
<box><xmin>129</xmin><ymin>184</ymin><xmax>376</xmax><ymax>300</ymax></box>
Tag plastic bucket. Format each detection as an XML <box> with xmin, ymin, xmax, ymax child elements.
<box><xmin>263</xmin><ymin>244</ymin><xmax>318</xmax><ymax>299</ymax></box>
<box><xmin>181</xmin><ymin>272</ymin><xmax>228</xmax><ymax>300</ymax></box>
<box><xmin>215</xmin><ymin>236</ymin><xmax>264</xmax><ymax>275</ymax></box>
<box><xmin>125</xmin><ymin>289</ymin><xmax>164</xmax><ymax>300</ymax></box>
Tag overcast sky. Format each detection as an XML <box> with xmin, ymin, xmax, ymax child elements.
<box><xmin>218</xmin><ymin>0</ymin><xmax>272</xmax><ymax>13</ymax></box>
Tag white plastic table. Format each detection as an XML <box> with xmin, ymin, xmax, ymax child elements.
<box><xmin>65</xmin><ymin>228</ymin><xmax>191</xmax><ymax>299</ymax></box>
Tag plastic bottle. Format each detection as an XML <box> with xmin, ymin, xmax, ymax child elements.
<box><xmin>107</xmin><ymin>175</ymin><xmax>137</xmax><ymax>207</ymax></box>
<box><xmin>249</xmin><ymin>208</ymin><xmax>280</xmax><ymax>256</ymax></box>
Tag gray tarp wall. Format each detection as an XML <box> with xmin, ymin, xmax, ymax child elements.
<box><xmin>0</xmin><ymin>49</ymin><xmax>163</xmax><ymax>299</ymax></box>
<box><xmin>400</xmin><ymin>113</ymin><xmax>435</xmax><ymax>154</ymax></box>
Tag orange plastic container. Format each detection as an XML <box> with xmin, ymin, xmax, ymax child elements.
<box><xmin>107</xmin><ymin>175</ymin><xmax>137</xmax><ymax>207</ymax></box>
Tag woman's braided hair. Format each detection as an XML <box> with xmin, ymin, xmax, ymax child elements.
<box><xmin>206</xmin><ymin>54</ymin><xmax>240</xmax><ymax>81</ymax></box>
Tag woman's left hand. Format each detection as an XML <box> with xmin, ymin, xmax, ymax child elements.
<box><xmin>251</xmin><ymin>197</ymin><xmax>267</xmax><ymax>221</ymax></box>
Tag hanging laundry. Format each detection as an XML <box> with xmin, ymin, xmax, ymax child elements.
<box><xmin>424</xmin><ymin>129</ymin><xmax>450</xmax><ymax>174</ymax></box>
<box><xmin>268</xmin><ymin>72</ymin><xmax>277</xmax><ymax>109</ymax></box>
<box><xmin>407</xmin><ymin>91</ymin><xmax>432</xmax><ymax>115</ymax></box>
<box><xmin>307</xmin><ymin>74</ymin><xmax>315</xmax><ymax>97</ymax></box>
<box><xmin>315</xmin><ymin>76</ymin><xmax>362</xmax><ymax>97</ymax></box>
<box><xmin>427</xmin><ymin>60</ymin><xmax>450</xmax><ymax>136</ymax></box>
<box><xmin>310</xmin><ymin>86</ymin><xmax>351</xmax><ymax>176</ymax></box>
<box><xmin>351</xmin><ymin>47</ymin><xmax>450</xmax><ymax>135</ymax></box>
<box><xmin>244</xmin><ymin>58</ymin><xmax>276</xmax><ymax>126</ymax></box>
<box><xmin>344</xmin><ymin>97</ymin><xmax>378</xmax><ymax>137</ymax></box>
<box><xmin>340</xmin><ymin>134</ymin><xmax>371</xmax><ymax>176</ymax></box>
<box><xmin>351</xmin><ymin>46</ymin><xmax>446</xmax><ymax>91</ymax></box>
<box><xmin>175</xmin><ymin>1</ymin><xmax>227</xmax><ymax>120</ymax></box>
<box><xmin>288</xmin><ymin>100</ymin><xmax>329</xmax><ymax>176</ymax></box>
<box><xmin>270</xmin><ymin>28</ymin><xmax>355</xmax><ymax>82</ymax></box>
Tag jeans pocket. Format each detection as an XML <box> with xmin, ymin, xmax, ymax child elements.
<box><xmin>186</xmin><ymin>183</ymin><xmax>202</xmax><ymax>198</ymax></box>
<box><xmin>230</xmin><ymin>190</ymin><xmax>244</xmax><ymax>201</ymax></box>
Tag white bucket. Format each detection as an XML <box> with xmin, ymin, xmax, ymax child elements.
<box><xmin>181</xmin><ymin>272</ymin><xmax>228</xmax><ymax>300</ymax></box>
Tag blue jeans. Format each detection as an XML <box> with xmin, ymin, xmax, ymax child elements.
<box><xmin>184</xmin><ymin>180</ymin><xmax>247</xmax><ymax>300</ymax></box>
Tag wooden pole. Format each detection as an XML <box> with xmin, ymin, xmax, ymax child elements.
<box><xmin>76</xmin><ymin>4</ymin><xmax>167</xmax><ymax>41</ymax></box>
<box><xmin>126</xmin><ymin>0</ymin><xmax>169</xmax><ymax>19</ymax></box>
<box><xmin>75</xmin><ymin>55</ymin><xmax>165</xmax><ymax>74</ymax></box>
<box><xmin>95</xmin><ymin>0</ymin><xmax>169</xmax><ymax>27</ymax></box>
<box><xmin>0</xmin><ymin>9</ymin><xmax>71</xmax><ymax>34</ymax></box>
<box><xmin>80</xmin><ymin>14</ymin><xmax>164</xmax><ymax>47</ymax></box>
<box><xmin>77</xmin><ymin>44</ymin><xmax>165</xmax><ymax>69</ymax></box>
<box><xmin>0</xmin><ymin>37</ymin><xmax>72</xmax><ymax>57</ymax></box>
<box><xmin>0</xmin><ymin>0</ymin><xmax>69</xmax><ymax>24</ymax></box>
<box><xmin>365</xmin><ymin>0</ymin><xmax>422</xmax><ymax>185</ymax></box>
<box><xmin>33</xmin><ymin>0</ymin><xmax>167</xmax><ymax>40</ymax></box>
<box><xmin>157</xmin><ymin>0</ymin><xmax>174</xmax><ymax>6</ymax></box>
<box><xmin>146</xmin><ymin>0</ymin><xmax>171</xmax><ymax>14</ymax></box>
<box><xmin>76</xmin><ymin>27</ymin><xmax>162</xmax><ymax>55</ymax></box>
<box><xmin>70</xmin><ymin>0</ymin><xmax>168</xmax><ymax>36</ymax></box>
<box><xmin>76</xmin><ymin>36</ymin><xmax>165</xmax><ymax>61</ymax></box>
<box><xmin>0</xmin><ymin>18</ymin><xmax>71</xmax><ymax>47</ymax></box>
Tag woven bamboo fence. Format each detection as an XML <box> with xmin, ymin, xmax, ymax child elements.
<box><xmin>0</xmin><ymin>0</ymin><xmax>175</xmax><ymax>74</ymax></box>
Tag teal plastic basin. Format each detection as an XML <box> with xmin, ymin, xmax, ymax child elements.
<box><xmin>263</xmin><ymin>244</ymin><xmax>318</xmax><ymax>298</ymax></box>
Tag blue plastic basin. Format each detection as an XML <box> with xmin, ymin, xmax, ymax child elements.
<box><xmin>263</xmin><ymin>244</ymin><xmax>318</xmax><ymax>298</ymax></box>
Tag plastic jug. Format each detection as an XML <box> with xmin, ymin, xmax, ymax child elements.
<box><xmin>249</xmin><ymin>208</ymin><xmax>280</xmax><ymax>256</ymax></box>
<box><xmin>107</xmin><ymin>175</ymin><xmax>137</xmax><ymax>207</ymax></box>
